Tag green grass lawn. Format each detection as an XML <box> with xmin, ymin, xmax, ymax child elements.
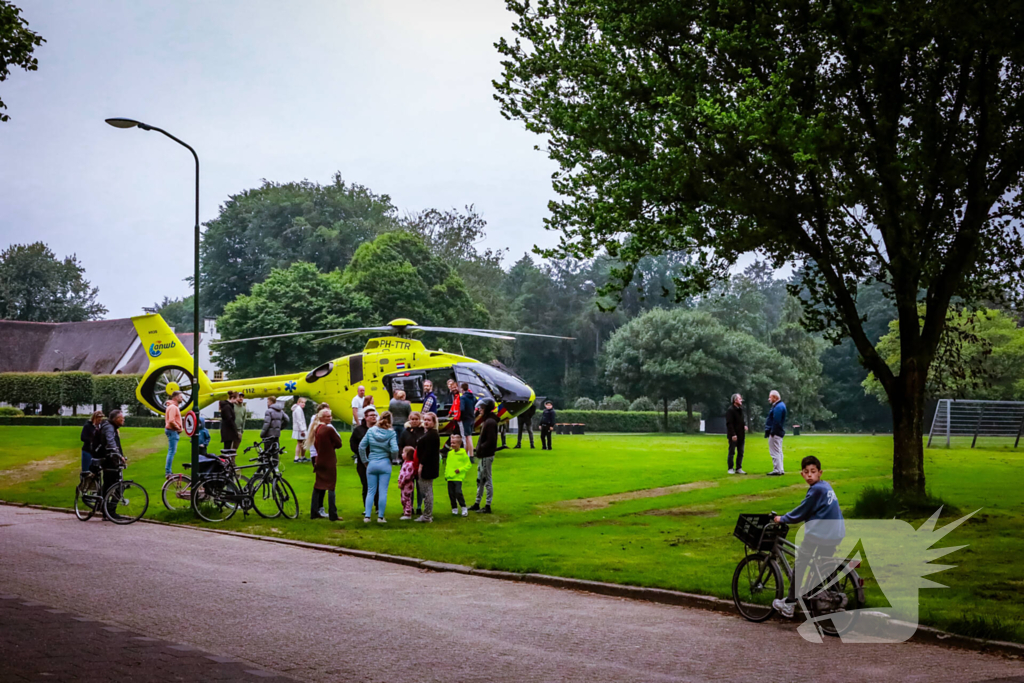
<box><xmin>1</xmin><ymin>426</ymin><xmax>1021</xmax><ymax>643</ymax></box>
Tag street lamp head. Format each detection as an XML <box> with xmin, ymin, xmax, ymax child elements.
<box><xmin>105</xmin><ymin>117</ymin><xmax>152</xmax><ymax>131</ymax></box>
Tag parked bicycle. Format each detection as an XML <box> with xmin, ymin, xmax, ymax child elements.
<box><xmin>731</xmin><ymin>512</ymin><xmax>865</xmax><ymax>637</ymax></box>
<box><xmin>74</xmin><ymin>456</ymin><xmax>149</xmax><ymax>525</ymax></box>
<box><xmin>191</xmin><ymin>440</ymin><xmax>299</xmax><ymax>523</ymax></box>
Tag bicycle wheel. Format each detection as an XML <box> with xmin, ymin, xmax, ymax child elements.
<box><xmin>273</xmin><ymin>477</ymin><xmax>299</xmax><ymax>519</ymax></box>
<box><xmin>161</xmin><ymin>474</ymin><xmax>192</xmax><ymax>511</ymax></box>
<box><xmin>249</xmin><ymin>474</ymin><xmax>281</xmax><ymax>519</ymax></box>
<box><xmin>104</xmin><ymin>481</ymin><xmax>149</xmax><ymax>525</ymax></box>
<box><xmin>192</xmin><ymin>477</ymin><xmax>239</xmax><ymax>523</ymax></box>
<box><xmin>808</xmin><ymin>566</ymin><xmax>864</xmax><ymax>637</ymax></box>
<box><xmin>732</xmin><ymin>553</ymin><xmax>784</xmax><ymax>622</ymax></box>
<box><xmin>74</xmin><ymin>475</ymin><xmax>101</xmax><ymax>521</ymax></box>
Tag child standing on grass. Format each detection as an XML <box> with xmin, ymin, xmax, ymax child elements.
<box><xmin>399</xmin><ymin>446</ymin><xmax>417</xmax><ymax>521</ymax></box>
<box><xmin>445</xmin><ymin>434</ymin><xmax>471</xmax><ymax>516</ymax></box>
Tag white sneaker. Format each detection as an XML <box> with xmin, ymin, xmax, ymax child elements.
<box><xmin>377</xmin><ymin>517</ymin><xmax>387</xmax><ymax>524</ymax></box>
<box><xmin>728</xmin><ymin>468</ymin><xmax>735</xmax><ymax>474</ymax></box>
<box><xmin>452</xmin><ymin>508</ymin><xmax>459</xmax><ymax>515</ymax></box>
<box><xmin>737</xmin><ymin>469</ymin><xmax>747</xmax><ymax>475</ymax></box>
<box><xmin>363</xmin><ymin>517</ymin><xmax>371</xmax><ymax>523</ymax></box>
<box><xmin>319</xmin><ymin>507</ymin><xmax>328</xmax><ymax>518</ymax></box>
<box><xmin>414</xmin><ymin>515</ymin><xmax>432</xmax><ymax>523</ymax></box>
<box><xmin>461</xmin><ymin>507</ymin><xmax>468</xmax><ymax>517</ymax></box>
<box><xmin>400</xmin><ymin>515</ymin><xmax>412</xmax><ymax>521</ymax></box>
<box><xmin>772</xmin><ymin>598</ymin><xmax>795</xmax><ymax>618</ymax></box>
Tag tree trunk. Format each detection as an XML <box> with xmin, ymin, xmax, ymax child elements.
<box><xmin>890</xmin><ymin>367</ymin><xmax>928</xmax><ymax>496</ymax></box>
<box><xmin>663</xmin><ymin>397</ymin><xmax>669</xmax><ymax>432</ymax></box>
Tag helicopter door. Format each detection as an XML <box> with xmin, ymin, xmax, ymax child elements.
<box><xmin>384</xmin><ymin>371</ymin><xmax>425</xmax><ymax>402</ymax></box>
<box><xmin>348</xmin><ymin>354</ymin><xmax>363</xmax><ymax>384</ymax></box>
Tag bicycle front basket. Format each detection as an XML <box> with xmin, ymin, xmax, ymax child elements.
<box><xmin>734</xmin><ymin>513</ymin><xmax>788</xmax><ymax>551</ymax></box>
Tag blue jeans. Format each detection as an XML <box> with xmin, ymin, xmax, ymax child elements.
<box><xmin>165</xmin><ymin>429</ymin><xmax>180</xmax><ymax>475</ymax></box>
<box><xmin>81</xmin><ymin>449</ymin><xmax>92</xmax><ymax>473</ymax></box>
<box><xmin>364</xmin><ymin>459</ymin><xmax>391</xmax><ymax>519</ymax></box>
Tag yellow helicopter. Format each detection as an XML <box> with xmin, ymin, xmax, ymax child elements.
<box><xmin>130</xmin><ymin>314</ymin><xmax>569</xmax><ymax>432</ymax></box>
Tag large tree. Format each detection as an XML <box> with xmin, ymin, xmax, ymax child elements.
<box><xmin>0</xmin><ymin>1</ymin><xmax>44</xmax><ymax>122</ymax></box>
<box><xmin>603</xmin><ymin>308</ymin><xmax>799</xmax><ymax>424</ymax></box>
<box><xmin>213</xmin><ymin>262</ymin><xmax>374</xmax><ymax>379</ymax></box>
<box><xmin>496</xmin><ymin>0</ymin><xmax>1024</xmax><ymax>493</ymax></box>
<box><xmin>199</xmin><ymin>173</ymin><xmax>399</xmax><ymax>313</ymax></box>
<box><xmin>0</xmin><ymin>242</ymin><xmax>106</xmax><ymax>321</ymax></box>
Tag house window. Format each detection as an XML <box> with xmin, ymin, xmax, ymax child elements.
<box><xmin>213</xmin><ymin>371</ymin><xmax>225</xmax><ymax>381</ymax></box>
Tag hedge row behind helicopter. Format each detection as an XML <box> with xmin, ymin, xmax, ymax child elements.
<box><xmin>131</xmin><ymin>314</ymin><xmax>571</xmax><ymax>433</ymax></box>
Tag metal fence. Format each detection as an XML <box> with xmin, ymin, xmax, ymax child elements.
<box><xmin>927</xmin><ymin>399</ymin><xmax>1024</xmax><ymax>448</ymax></box>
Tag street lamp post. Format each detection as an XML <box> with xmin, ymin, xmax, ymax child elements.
<box><xmin>54</xmin><ymin>350</ymin><xmax>66</xmax><ymax>427</ymax></box>
<box><xmin>105</xmin><ymin>118</ymin><xmax>200</xmax><ymax>510</ymax></box>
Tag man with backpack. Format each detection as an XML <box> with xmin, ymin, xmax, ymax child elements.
<box><xmin>459</xmin><ymin>382</ymin><xmax>478</xmax><ymax>458</ymax></box>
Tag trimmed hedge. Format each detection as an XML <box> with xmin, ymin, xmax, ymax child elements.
<box><xmin>0</xmin><ymin>372</ymin><xmax>95</xmax><ymax>407</ymax></box>
<box><xmin>0</xmin><ymin>415</ymin><xmax>165</xmax><ymax>428</ymax></box>
<box><xmin>531</xmin><ymin>410</ymin><xmax>699</xmax><ymax>433</ymax></box>
<box><xmin>0</xmin><ymin>406</ymin><xmax>25</xmax><ymax>417</ymax></box>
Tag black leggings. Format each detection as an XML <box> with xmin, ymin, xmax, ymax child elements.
<box><xmin>447</xmin><ymin>480</ymin><xmax>466</xmax><ymax>508</ymax></box>
<box><xmin>311</xmin><ymin>488</ymin><xmax>337</xmax><ymax>519</ymax></box>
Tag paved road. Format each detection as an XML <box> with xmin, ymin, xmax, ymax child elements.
<box><xmin>1</xmin><ymin>506</ymin><xmax>1021</xmax><ymax>683</ymax></box>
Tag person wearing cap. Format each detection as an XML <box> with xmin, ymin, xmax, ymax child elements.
<box><xmin>467</xmin><ymin>398</ymin><xmax>498</xmax><ymax>514</ymax></box>
<box><xmin>164</xmin><ymin>391</ymin><xmax>184</xmax><ymax>477</ymax></box>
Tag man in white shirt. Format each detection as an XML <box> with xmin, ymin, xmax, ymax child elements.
<box><xmin>351</xmin><ymin>385</ymin><xmax>366</xmax><ymax>424</ymax></box>
<box><xmin>292</xmin><ymin>397</ymin><xmax>309</xmax><ymax>463</ymax></box>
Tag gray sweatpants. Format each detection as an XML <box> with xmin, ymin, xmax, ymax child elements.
<box><xmin>768</xmin><ymin>435</ymin><xmax>785</xmax><ymax>473</ymax></box>
<box><xmin>417</xmin><ymin>476</ymin><xmax>434</xmax><ymax>520</ymax></box>
<box><xmin>475</xmin><ymin>456</ymin><xmax>493</xmax><ymax>506</ymax></box>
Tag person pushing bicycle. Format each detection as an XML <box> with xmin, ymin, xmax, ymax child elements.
<box><xmin>771</xmin><ymin>455</ymin><xmax>845</xmax><ymax>618</ymax></box>
<box><xmin>91</xmin><ymin>409</ymin><xmax>128</xmax><ymax>521</ymax></box>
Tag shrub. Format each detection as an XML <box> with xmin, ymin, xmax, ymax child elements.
<box><xmin>0</xmin><ymin>372</ymin><xmax>94</xmax><ymax>407</ymax></box>
<box><xmin>598</xmin><ymin>394</ymin><xmax>629</xmax><ymax>411</ymax></box>
<box><xmin>573</xmin><ymin>397</ymin><xmax>597</xmax><ymax>410</ymax></box>
<box><xmin>0</xmin><ymin>406</ymin><xmax>24</xmax><ymax>417</ymax></box>
<box><xmin>851</xmin><ymin>485</ymin><xmax>959</xmax><ymax>519</ymax></box>
<box><xmin>0</xmin><ymin>415</ymin><xmax>166</xmax><ymax>428</ymax></box>
<box><xmin>668</xmin><ymin>398</ymin><xmax>687</xmax><ymax>412</ymax></box>
<box><xmin>629</xmin><ymin>396</ymin><xmax>656</xmax><ymax>412</ymax></box>
<box><xmin>529</xmin><ymin>410</ymin><xmax>693</xmax><ymax>432</ymax></box>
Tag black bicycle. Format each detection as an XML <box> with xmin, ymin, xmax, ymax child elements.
<box><xmin>191</xmin><ymin>440</ymin><xmax>299</xmax><ymax>523</ymax></box>
<box><xmin>731</xmin><ymin>512</ymin><xmax>865</xmax><ymax>637</ymax></box>
<box><xmin>73</xmin><ymin>457</ymin><xmax>149</xmax><ymax>525</ymax></box>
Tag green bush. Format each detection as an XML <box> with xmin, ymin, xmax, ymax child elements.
<box><xmin>94</xmin><ymin>374</ymin><xmax>141</xmax><ymax>406</ymax></box>
<box><xmin>851</xmin><ymin>485</ymin><xmax>959</xmax><ymax>519</ymax></box>
<box><xmin>0</xmin><ymin>372</ymin><xmax>94</xmax><ymax>407</ymax></box>
<box><xmin>0</xmin><ymin>406</ymin><xmax>25</xmax><ymax>417</ymax></box>
<box><xmin>629</xmin><ymin>396</ymin><xmax>656</xmax><ymax>412</ymax></box>
<box><xmin>573</xmin><ymin>397</ymin><xmax>597</xmax><ymax>410</ymax></box>
<box><xmin>531</xmin><ymin>410</ymin><xmax>695</xmax><ymax>433</ymax></box>
<box><xmin>668</xmin><ymin>398</ymin><xmax>687</xmax><ymax>412</ymax></box>
<box><xmin>598</xmin><ymin>394</ymin><xmax>629</xmax><ymax>411</ymax></box>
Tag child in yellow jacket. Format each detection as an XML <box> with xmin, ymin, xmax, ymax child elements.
<box><xmin>445</xmin><ymin>434</ymin><xmax>471</xmax><ymax>517</ymax></box>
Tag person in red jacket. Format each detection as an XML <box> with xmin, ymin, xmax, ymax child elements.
<box><xmin>446</xmin><ymin>378</ymin><xmax>461</xmax><ymax>425</ymax></box>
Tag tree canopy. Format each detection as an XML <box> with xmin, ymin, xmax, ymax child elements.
<box><xmin>496</xmin><ymin>0</ymin><xmax>1024</xmax><ymax>492</ymax></box>
<box><xmin>0</xmin><ymin>242</ymin><xmax>106</xmax><ymax>322</ymax></box>
<box><xmin>213</xmin><ymin>262</ymin><xmax>374</xmax><ymax>379</ymax></box>
<box><xmin>198</xmin><ymin>173</ymin><xmax>400</xmax><ymax>313</ymax></box>
<box><xmin>0</xmin><ymin>1</ymin><xmax>44</xmax><ymax>122</ymax></box>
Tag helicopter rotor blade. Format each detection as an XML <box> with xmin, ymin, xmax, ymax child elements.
<box><xmin>310</xmin><ymin>330</ymin><xmax>376</xmax><ymax>345</ymax></box>
<box><xmin>466</xmin><ymin>328</ymin><xmax>575</xmax><ymax>340</ymax></box>
<box><xmin>411</xmin><ymin>326</ymin><xmax>516</xmax><ymax>341</ymax></box>
<box><xmin>210</xmin><ymin>327</ymin><xmax>391</xmax><ymax>346</ymax></box>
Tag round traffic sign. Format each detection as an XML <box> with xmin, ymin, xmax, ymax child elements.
<box><xmin>183</xmin><ymin>410</ymin><xmax>198</xmax><ymax>438</ymax></box>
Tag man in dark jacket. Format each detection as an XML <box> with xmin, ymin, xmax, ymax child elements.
<box><xmin>219</xmin><ymin>392</ymin><xmax>241</xmax><ymax>451</ymax></box>
<box><xmin>514</xmin><ymin>402</ymin><xmax>537</xmax><ymax>449</ymax></box>
<box><xmin>260</xmin><ymin>396</ymin><xmax>289</xmax><ymax>457</ymax></box>
<box><xmin>91</xmin><ymin>409</ymin><xmax>126</xmax><ymax>520</ymax></box>
<box><xmin>468</xmin><ymin>398</ymin><xmax>498</xmax><ymax>514</ymax></box>
<box><xmin>539</xmin><ymin>401</ymin><xmax>556</xmax><ymax>450</ymax></box>
<box><xmin>725</xmin><ymin>393</ymin><xmax>748</xmax><ymax>475</ymax></box>
<box><xmin>765</xmin><ymin>390</ymin><xmax>787</xmax><ymax>476</ymax></box>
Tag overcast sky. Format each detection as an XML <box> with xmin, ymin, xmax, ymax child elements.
<box><xmin>0</xmin><ymin>0</ymin><xmax>559</xmax><ymax>319</ymax></box>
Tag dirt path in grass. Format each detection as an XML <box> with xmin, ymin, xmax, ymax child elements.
<box><xmin>0</xmin><ymin>454</ymin><xmax>75</xmax><ymax>485</ymax></box>
<box><xmin>557</xmin><ymin>480</ymin><xmax>719</xmax><ymax>510</ymax></box>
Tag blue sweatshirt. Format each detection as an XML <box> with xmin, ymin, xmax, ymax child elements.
<box><xmin>358</xmin><ymin>426</ymin><xmax>399</xmax><ymax>465</ymax></box>
<box><xmin>765</xmin><ymin>400</ymin><xmax>787</xmax><ymax>437</ymax></box>
<box><xmin>781</xmin><ymin>480</ymin><xmax>845</xmax><ymax>544</ymax></box>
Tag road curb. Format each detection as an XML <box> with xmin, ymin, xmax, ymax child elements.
<box><xmin>4</xmin><ymin>500</ymin><xmax>1022</xmax><ymax>659</ymax></box>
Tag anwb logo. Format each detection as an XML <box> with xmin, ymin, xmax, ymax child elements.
<box><xmin>149</xmin><ymin>340</ymin><xmax>176</xmax><ymax>358</ymax></box>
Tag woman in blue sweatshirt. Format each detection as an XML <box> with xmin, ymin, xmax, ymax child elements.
<box><xmin>358</xmin><ymin>410</ymin><xmax>399</xmax><ymax>523</ymax></box>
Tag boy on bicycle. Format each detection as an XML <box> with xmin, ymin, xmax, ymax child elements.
<box><xmin>771</xmin><ymin>455</ymin><xmax>845</xmax><ymax>618</ymax></box>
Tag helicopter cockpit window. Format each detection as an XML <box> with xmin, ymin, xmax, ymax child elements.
<box><xmin>455</xmin><ymin>363</ymin><xmax>530</xmax><ymax>401</ymax></box>
<box><xmin>385</xmin><ymin>372</ymin><xmax>425</xmax><ymax>403</ymax></box>
<box><xmin>453</xmin><ymin>365</ymin><xmax>493</xmax><ymax>401</ymax></box>
<box><xmin>305</xmin><ymin>362</ymin><xmax>334</xmax><ymax>384</ymax></box>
